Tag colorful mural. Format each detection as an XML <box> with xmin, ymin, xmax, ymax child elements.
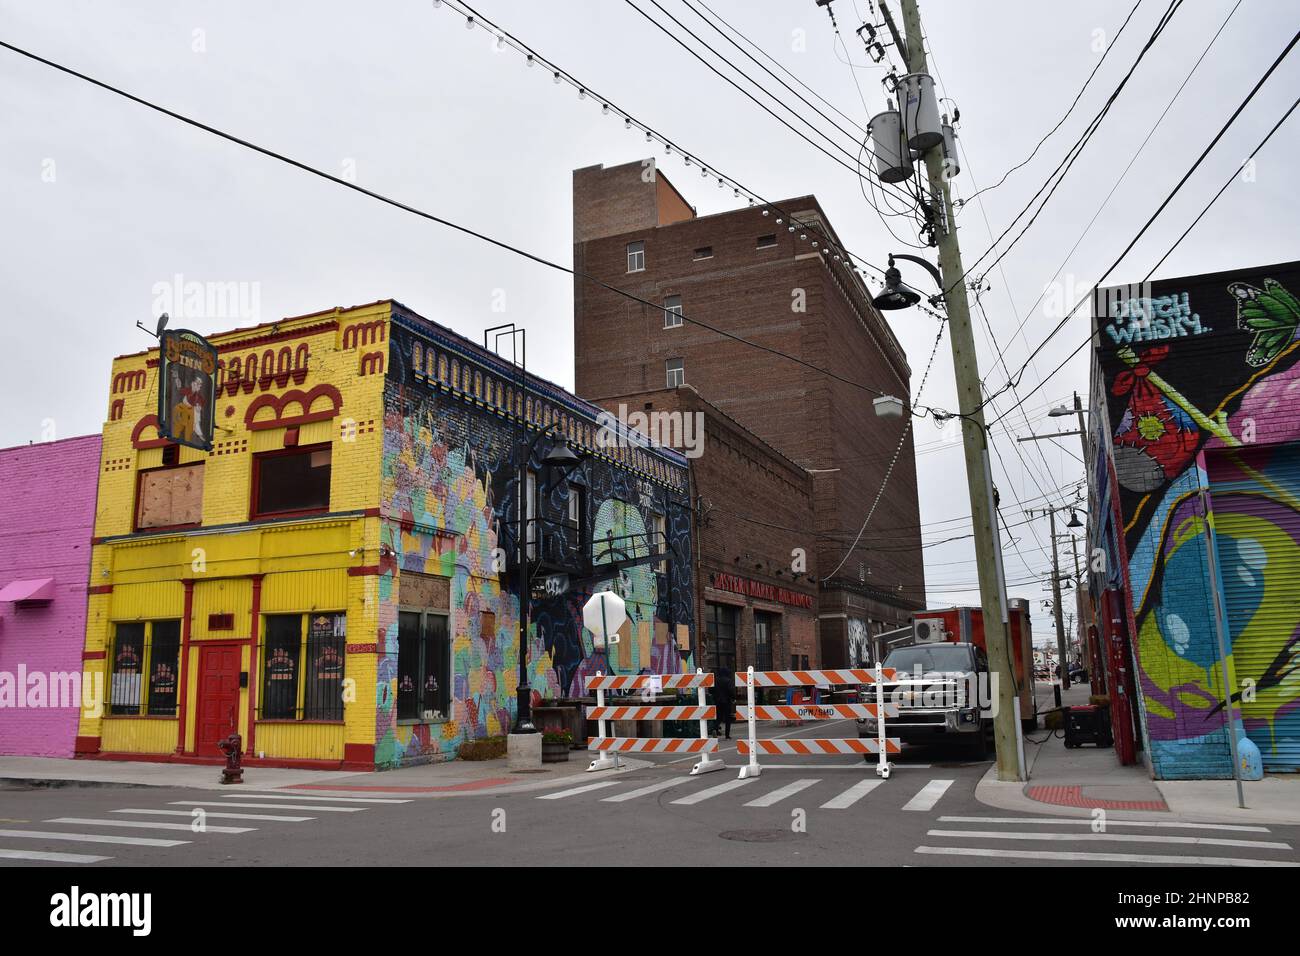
<box><xmin>1095</xmin><ymin>261</ymin><xmax>1300</xmax><ymax>777</ymax></box>
<box><xmin>375</xmin><ymin>313</ymin><xmax>693</xmax><ymax>767</ymax></box>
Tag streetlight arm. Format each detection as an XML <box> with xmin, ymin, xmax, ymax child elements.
<box><xmin>890</xmin><ymin>253</ymin><xmax>945</xmax><ymax>291</ymax></box>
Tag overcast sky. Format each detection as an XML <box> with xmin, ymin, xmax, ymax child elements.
<box><xmin>2</xmin><ymin>0</ymin><xmax>1296</xmax><ymax>620</ymax></box>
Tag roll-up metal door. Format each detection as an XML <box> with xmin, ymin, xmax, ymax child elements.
<box><xmin>1208</xmin><ymin>445</ymin><xmax>1300</xmax><ymax>772</ymax></box>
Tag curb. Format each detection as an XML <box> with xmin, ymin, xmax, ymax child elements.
<box><xmin>0</xmin><ymin>776</ymin><xmax>156</xmax><ymax>792</ymax></box>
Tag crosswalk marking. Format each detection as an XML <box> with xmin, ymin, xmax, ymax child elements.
<box><xmin>744</xmin><ymin>779</ymin><xmax>820</xmax><ymax>807</ymax></box>
<box><xmin>937</xmin><ymin>815</ymin><xmax>1272</xmax><ymax>833</ymax></box>
<box><xmin>820</xmin><ymin>779</ymin><xmax>883</xmax><ymax>809</ymax></box>
<box><xmin>217</xmin><ymin>792</ymin><xmax>411</xmax><ymax>804</ymax></box>
<box><xmin>0</xmin><ymin>828</ymin><xmax>187</xmax><ymax>848</ymax></box>
<box><xmin>0</xmin><ymin>847</ymin><xmax>110</xmax><ymax>864</ymax></box>
<box><xmin>601</xmin><ymin>779</ymin><xmax>683</xmax><ymax>803</ymax></box>
<box><xmin>536</xmin><ymin>781</ymin><xmax>623</xmax><ymax>801</ymax></box>
<box><xmin>114</xmin><ymin>809</ymin><xmax>315</xmax><ymax>822</ymax></box>
<box><xmin>46</xmin><ymin>817</ymin><xmax>255</xmax><ymax>834</ymax></box>
<box><xmin>170</xmin><ymin>801</ymin><xmax>365</xmax><ymax>813</ymax></box>
<box><xmin>902</xmin><ymin>779</ymin><xmax>953</xmax><ymax>812</ymax></box>
<box><xmin>927</xmin><ymin>829</ymin><xmax>1291</xmax><ymax>851</ymax></box>
<box><xmin>916</xmin><ymin>846</ymin><xmax>1300</xmax><ymax>867</ymax></box>
<box><xmin>670</xmin><ymin>778</ymin><xmax>753</xmax><ymax>805</ymax></box>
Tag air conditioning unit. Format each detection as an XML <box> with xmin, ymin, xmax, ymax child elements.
<box><xmin>913</xmin><ymin>617</ymin><xmax>947</xmax><ymax>644</ymax></box>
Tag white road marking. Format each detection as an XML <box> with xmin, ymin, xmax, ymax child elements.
<box><xmin>600</xmin><ymin>779</ymin><xmax>683</xmax><ymax>802</ymax></box>
<box><xmin>0</xmin><ymin>848</ymin><xmax>110</xmax><ymax>864</ymax></box>
<box><xmin>536</xmin><ymin>781</ymin><xmax>623</xmax><ymax>800</ymax></box>
<box><xmin>114</xmin><ymin>808</ymin><xmax>315</xmax><ymax>822</ymax></box>
<box><xmin>820</xmin><ymin>779</ymin><xmax>883</xmax><ymax>809</ymax></box>
<box><xmin>670</xmin><ymin>778</ymin><xmax>754</xmax><ymax>805</ymax></box>
<box><xmin>217</xmin><ymin>792</ymin><xmax>410</xmax><ymax>804</ymax></box>
<box><xmin>902</xmin><ymin>779</ymin><xmax>954</xmax><ymax>812</ymax></box>
<box><xmin>916</xmin><ymin>846</ymin><xmax>1300</xmax><ymax>867</ymax></box>
<box><xmin>744</xmin><ymin>779</ymin><xmax>820</xmax><ymax>807</ymax></box>
<box><xmin>0</xmin><ymin>828</ymin><xmax>186</xmax><ymax>847</ymax></box>
<box><xmin>46</xmin><ymin>817</ymin><xmax>254</xmax><ymax>834</ymax></box>
<box><xmin>938</xmin><ymin>815</ymin><xmax>1271</xmax><ymax>833</ymax></box>
<box><xmin>170</xmin><ymin>801</ymin><xmax>364</xmax><ymax>813</ymax></box>
<box><xmin>927</xmin><ymin>829</ymin><xmax>1291</xmax><ymax>851</ymax></box>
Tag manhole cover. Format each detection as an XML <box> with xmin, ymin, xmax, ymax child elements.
<box><xmin>719</xmin><ymin>829</ymin><xmax>790</xmax><ymax>843</ymax></box>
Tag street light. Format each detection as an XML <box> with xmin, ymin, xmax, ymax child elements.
<box><xmin>513</xmin><ymin>422</ymin><xmax>584</xmax><ymax>734</ymax></box>
<box><xmin>870</xmin><ymin>254</ymin><xmax>944</xmax><ymax>311</ymax></box>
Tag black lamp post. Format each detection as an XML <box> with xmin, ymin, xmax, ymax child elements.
<box><xmin>512</xmin><ymin>421</ymin><xmax>582</xmax><ymax>734</ymax></box>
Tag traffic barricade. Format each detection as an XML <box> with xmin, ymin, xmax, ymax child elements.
<box><xmin>735</xmin><ymin>666</ymin><xmax>900</xmax><ymax>780</ymax></box>
<box><xmin>584</xmin><ymin>669</ymin><xmax>725</xmax><ymax>776</ymax></box>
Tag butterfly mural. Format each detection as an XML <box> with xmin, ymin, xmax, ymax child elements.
<box><xmin>1230</xmin><ymin>278</ymin><xmax>1300</xmax><ymax>368</ymax></box>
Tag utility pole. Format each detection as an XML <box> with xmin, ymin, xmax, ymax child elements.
<box><xmin>1029</xmin><ymin>506</ymin><xmax>1071</xmax><ymax>691</ymax></box>
<box><xmin>896</xmin><ymin>0</ymin><xmax>1020</xmax><ymax>781</ymax></box>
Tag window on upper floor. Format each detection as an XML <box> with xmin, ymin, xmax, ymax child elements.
<box><xmin>663</xmin><ymin>295</ymin><xmax>683</xmax><ymax>329</ymax></box>
<box><xmin>693</xmin><ymin>246</ymin><xmax>713</xmax><ymax>260</ymax></box>
<box><xmin>627</xmin><ymin>241</ymin><xmax>646</xmax><ymax>273</ymax></box>
<box><xmin>665</xmin><ymin>358</ymin><xmax>685</xmax><ymax>388</ymax></box>
<box><xmin>252</xmin><ymin>445</ymin><xmax>332</xmax><ymax>519</ymax></box>
<box><xmin>135</xmin><ymin>462</ymin><xmax>204</xmax><ymax>531</ymax></box>
<box><xmin>757</xmin><ymin>234</ymin><xmax>777</xmax><ymax>249</ymax></box>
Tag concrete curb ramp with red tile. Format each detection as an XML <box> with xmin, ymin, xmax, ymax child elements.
<box><xmin>1025</xmin><ymin>784</ymin><xmax>1169</xmax><ymax>812</ymax></box>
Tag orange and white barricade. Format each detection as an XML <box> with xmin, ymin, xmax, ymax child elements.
<box><xmin>585</xmin><ymin>669</ymin><xmax>725</xmax><ymax>776</ymax></box>
<box><xmin>735</xmin><ymin>666</ymin><xmax>900</xmax><ymax>780</ymax></box>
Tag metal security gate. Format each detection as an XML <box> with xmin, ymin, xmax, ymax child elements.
<box><xmin>1208</xmin><ymin>444</ymin><xmax>1300</xmax><ymax>772</ymax></box>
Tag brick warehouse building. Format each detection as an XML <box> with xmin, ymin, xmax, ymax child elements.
<box><xmin>573</xmin><ymin>159</ymin><xmax>926</xmax><ymax>666</ymax></box>
<box><xmin>0</xmin><ymin>435</ymin><xmax>101</xmax><ymax>756</ymax></box>
<box><xmin>75</xmin><ymin>300</ymin><xmax>691</xmax><ymax>770</ymax></box>
<box><xmin>592</xmin><ymin>384</ymin><xmax>818</xmax><ymax>675</ymax></box>
<box><xmin>1086</xmin><ymin>259</ymin><xmax>1300</xmax><ymax>778</ymax></box>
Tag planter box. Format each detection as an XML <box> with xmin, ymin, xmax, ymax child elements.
<box><xmin>542</xmin><ymin>742</ymin><xmax>570</xmax><ymax>764</ymax></box>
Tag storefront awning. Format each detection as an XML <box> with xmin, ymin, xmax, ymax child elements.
<box><xmin>0</xmin><ymin>577</ymin><xmax>55</xmax><ymax>603</ymax></box>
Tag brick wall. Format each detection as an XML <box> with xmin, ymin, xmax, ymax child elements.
<box><xmin>573</xmin><ymin>168</ymin><xmax>926</xmax><ymax>668</ymax></box>
<box><xmin>0</xmin><ymin>435</ymin><xmax>101</xmax><ymax>756</ymax></box>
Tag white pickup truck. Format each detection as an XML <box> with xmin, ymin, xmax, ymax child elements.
<box><xmin>857</xmin><ymin>641</ymin><xmax>993</xmax><ymax>758</ymax></box>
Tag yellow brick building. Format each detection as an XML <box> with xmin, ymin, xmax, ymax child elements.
<box><xmin>77</xmin><ymin>300</ymin><xmax>695</xmax><ymax>770</ymax></box>
<box><xmin>78</xmin><ymin>303</ymin><xmax>389</xmax><ymax>768</ymax></box>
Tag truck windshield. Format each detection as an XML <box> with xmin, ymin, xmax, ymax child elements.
<box><xmin>884</xmin><ymin>645</ymin><xmax>974</xmax><ymax>673</ymax></box>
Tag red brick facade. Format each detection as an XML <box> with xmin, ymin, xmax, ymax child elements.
<box><xmin>574</xmin><ymin>161</ymin><xmax>926</xmax><ymax>668</ymax></box>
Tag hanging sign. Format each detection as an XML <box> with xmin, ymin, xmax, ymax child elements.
<box><xmin>158</xmin><ymin>328</ymin><xmax>217</xmax><ymax>451</ymax></box>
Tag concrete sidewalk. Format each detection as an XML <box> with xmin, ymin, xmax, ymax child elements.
<box><xmin>976</xmin><ymin>680</ymin><xmax>1300</xmax><ymax>825</ymax></box>
<box><xmin>0</xmin><ymin>751</ymin><xmax>652</xmax><ymax>798</ymax></box>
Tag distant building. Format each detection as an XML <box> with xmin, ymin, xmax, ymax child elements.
<box><xmin>1087</xmin><ymin>259</ymin><xmax>1300</xmax><ymax>777</ymax></box>
<box><xmin>592</xmin><ymin>384</ymin><xmax>818</xmax><ymax>675</ymax></box>
<box><xmin>77</xmin><ymin>300</ymin><xmax>691</xmax><ymax>770</ymax></box>
<box><xmin>573</xmin><ymin>159</ymin><xmax>925</xmax><ymax>668</ymax></box>
<box><xmin>0</xmin><ymin>435</ymin><xmax>101</xmax><ymax>756</ymax></box>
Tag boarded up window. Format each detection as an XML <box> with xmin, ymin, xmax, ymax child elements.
<box><xmin>399</xmin><ymin>571</ymin><xmax>450</xmax><ymax>609</ymax></box>
<box><xmin>136</xmin><ymin>463</ymin><xmax>203</xmax><ymax>529</ymax></box>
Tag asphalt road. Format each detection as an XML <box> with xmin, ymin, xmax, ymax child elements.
<box><xmin>2</xmin><ymin>718</ymin><xmax>1296</xmax><ymax>867</ymax></box>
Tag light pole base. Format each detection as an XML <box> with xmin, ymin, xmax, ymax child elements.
<box><xmin>507</xmin><ymin>732</ymin><xmax>542</xmax><ymax>770</ymax></box>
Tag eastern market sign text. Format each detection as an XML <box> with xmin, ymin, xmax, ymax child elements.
<box><xmin>710</xmin><ymin>573</ymin><xmax>814</xmax><ymax>610</ymax></box>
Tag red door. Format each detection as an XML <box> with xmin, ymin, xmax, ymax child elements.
<box><xmin>196</xmin><ymin>644</ymin><xmax>241</xmax><ymax>756</ymax></box>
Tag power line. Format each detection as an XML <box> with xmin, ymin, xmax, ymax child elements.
<box><xmin>0</xmin><ymin>35</ymin><xmax>956</xmax><ymax>418</ymax></box>
<box><xmin>981</xmin><ymin>26</ymin><xmax>1300</xmax><ymax>416</ymax></box>
<box><xmin>958</xmin><ymin>0</ymin><xmax>1146</xmax><ymax>206</ymax></box>
<box><xmin>989</xmin><ymin>85</ymin><xmax>1300</xmax><ymax>427</ymax></box>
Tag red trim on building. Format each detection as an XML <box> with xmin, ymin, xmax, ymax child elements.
<box><xmin>245</xmin><ymin>574</ymin><xmax>263</xmax><ymax>756</ymax></box>
<box><xmin>244</xmin><ymin>384</ymin><xmax>343</xmax><ymax>432</ymax></box>
<box><xmin>343</xmin><ymin>743</ymin><xmax>375</xmax><ymax>767</ymax></box>
<box><xmin>74</xmin><ymin>735</ymin><xmax>100</xmax><ymax>755</ymax></box>
<box><xmin>87</xmin><ymin>584</ymin><xmax>113</xmax><ymax>595</ymax></box>
<box><xmin>347</xmin><ymin>565</ymin><xmax>381</xmax><ymax>577</ymax></box>
<box><xmin>130</xmin><ymin>415</ymin><xmax>170</xmax><ymax>450</ymax></box>
<box><xmin>346</xmin><ymin>643</ymin><xmax>378</xmax><ymax>654</ymax></box>
<box><xmin>81</xmin><ymin>650</ymin><xmax>106</xmax><ymax>660</ymax></box>
<box><xmin>175</xmin><ymin>579</ymin><xmax>194</xmax><ymax>754</ymax></box>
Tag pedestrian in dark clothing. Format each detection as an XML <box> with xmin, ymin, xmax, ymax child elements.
<box><xmin>713</xmin><ymin>667</ymin><xmax>735</xmax><ymax>740</ymax></box>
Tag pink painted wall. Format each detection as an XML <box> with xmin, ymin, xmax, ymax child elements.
<box><xmin>0</xmin><ymin>435</ymin><xmax>101</xmax><ymax>756</ymax></box>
